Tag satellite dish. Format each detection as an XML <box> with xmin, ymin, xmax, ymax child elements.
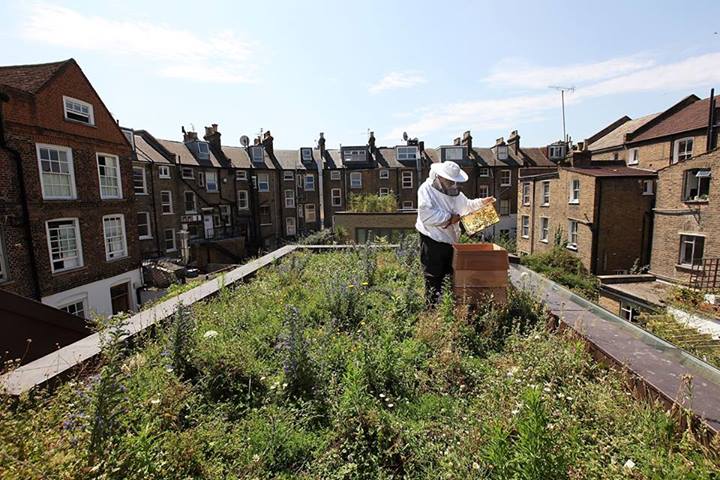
<box><xmin>240</xmin><ymin>135</ymin><xmax>250</xmax><ymax>147</ymax></box>
<box><xmin>402</xmin><ymin>131</ymin><xmax>408</xmax><ymax>141</ymax></box>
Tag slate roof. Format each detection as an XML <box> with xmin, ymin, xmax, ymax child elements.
<box><xmin>631</xmin><ymin>97</ymin><xmax>714</xmax><ymax>143</ymax></box>
<box><xmin>0</xmin><ymin>59</ymin><xmax>70</xmax><ymax>94</ymax></box>
<box><xmin>156</xmin><ymin>139</ymin><xmax>223</xmax><ymax>168</ymax></box>
<box><xmin>563</xmin><ymin>166</ymin><xmax>656</xmax><ymax>177</ymax></box>
<box><xmin>220</xmin><ymin>145</ymin><xmax>278</xmax><ymax>169</ymax></box>
<box><xmin>588</xmin><ymin>113</ymin><xmax>661</xmax><ymax>151</ymax></box>
<box><xmin>133</xmin><ymin>133</ymin><xmax>172</xmax><ymax>164</ymax></box>
<box><xmin>521</xmin><ymin>147</ymin><xmax>556</xmax><ymax>167</ymax></box>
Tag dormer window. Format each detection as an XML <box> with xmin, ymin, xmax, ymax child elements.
<box><xmin>197</xmin><ymin>142</ymin><xmax>210</xmax><ymax>160</ymax></box>
<box><xmin>121</xmin><ymin>128</ymin><xmax>135</xmax><ymax>150</ymax></box>
<box><xmin>443</xmin><ymin>147</ymin><xmax>464</xmax><ymax>162</ymax></box>
<box><xmin>343</xmin><ymin>148</ymin><xmax>367</xmax><ymax>163</ymax></box>
<box><xmin>549</xmin><ymin>144</ymin><xmax>566</xmax><ymax>159</ymax></box>
<box><xmin>63</xmin><ymin>96</ymin><xmax>94</xmax><ymax>125</ymax></box>
<box><xmin>397</xmin><ymin>146</ymin><xmax>418</xmax><ymax>161</ymax></box>
<box><xmin>251</xmin><ymin>146</ymin><xmax>264</xmax><ymax>164</ymax></box>
<box><xmin>496</xmin><ymin>145</ymin><xmax>508</xmax><ymax>160</ymax></box>
<box><xmin>301</xmin><ymin>148</ymin><xmax>313</xmax><ymax>162</ymax></box>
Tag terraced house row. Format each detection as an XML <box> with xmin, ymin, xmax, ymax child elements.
<box><xmin>0</xmin><ymin>58</ymin><xmax>560</xmax><ymax>318</ymax></box>
<box><xmin>516</xmin><ymin>90</ymin><xmax>719</xmax><ymax>309</ymax></box>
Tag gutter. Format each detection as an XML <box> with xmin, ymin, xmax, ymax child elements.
<box><xmin>0</xmin><ymin>92</ymin><xmax>42</xmax><ymax>298</ymax></box>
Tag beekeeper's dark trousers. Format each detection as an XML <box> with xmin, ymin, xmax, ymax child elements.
<box><xmin>419</xmin><ymin>232</ymin><xmax>454</xmax><ymax>307</ymax></box>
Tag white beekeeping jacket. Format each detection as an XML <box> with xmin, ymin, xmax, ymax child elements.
<box><xmin>415</xmin><ymin>177</ymin><xmax>486</xmax><ymax>244</ymax></box>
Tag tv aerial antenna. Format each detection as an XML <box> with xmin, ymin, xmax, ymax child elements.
<box><xmin>239</xmin><ymin>135</ymin><xmax>250</xmax><ymax>147</ymax></box>
<box><xmin>549</xmin><ymin>85</ymin><xmax>575</xmax><ymax>142</ymax></box>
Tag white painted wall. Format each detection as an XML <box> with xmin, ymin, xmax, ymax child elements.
<box><xmin>42</xmin><ymin>268</ymin><xmax>143</xmax><ymax>319</ymax></box>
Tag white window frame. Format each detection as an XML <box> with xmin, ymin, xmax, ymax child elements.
<box><xmin>46</xmin><ymin>218</ymin><xmax>83</xmax><ymax>273</ymax></box>
<box><xmin>205</xmin><ymin>170</ymin><xmax>219</xmax><ymax>192</ymax></box>
<box><xmin>257</xmin><ymin>173</ymin><xmax>270</xmax><ymax>192</ymax></box>
<box><xmin>181</xmin><ymin>167</ymin><xmax>194</xmax><ymax>179</ymax></box>
<box><xmin>499</xmin><ymin>199</ymin><xmax>510</xmax><ymax>216</ymax></box>
<box><xmin>500</xmin><ymin>169</ymin><xmax>511</xmax><ymax>187</ymax></box>
<box><xmin>642</xmin><ymin>179</ymin><xmax>654</xmax><ymax>195</ymax></box>
<box><xmin>402</xmin><ymin>200</ymin><xmax>414</xmax><ymax>209</ymax></box>
<box><xmin>379</xmin><ymin>169</ymin><xmax>389</xmax><ymax>180</ymax></box>
<box><xmin>137</xmin><ymin>211</ymin><xmax>152</xmax><ymax>240</ymax></box>
<box><xmin>304</xmin><ymin>204</ymin><xmax>316</xmax><ymax>223</ymax></box>
<box><xmin>567</xmin><ymin>220</ymin><xmax>579</xmax><ymax>250</ymax></box>
<box><xmin>184</xmin><ymin>191</ymin><xmax>197</xmax><ymax>214</ymax></box>
<box><xmin>331</xmin><ymin>188</ymin><xmax>342</xmax><ymax>207</ymax></box>
<box><xmin>444</xmin><ymin>147</ymin><xmax>464</xmax><ymax>161</ymax></box>
<box><xmin>379</xmin><ymin>187</ymin><xmax>390</xmax><ymax>196</ymax></box>
<box><xmin>164</xmin><ymin>229</ymin><xmax>177</xmax><ymax>253</ymax></box>
<box><xmin>679</xmin><ymin>234</ymin><xmax>704</xmax><ymax>267</ymax></box>
<box><xmin>158</xmin><ymin>165</ymin><xmax>171</xmax><ymax>179</ymax></box>
<box><xmin>350</xmin><ymin>172</ymin><xmax>362</xmax><ymax>189</ymax></box>
<box><xmin>0</xmin><ymin>231</ymin><xmax>8</xmax><ymax>282</ymax></box>
<box><xmin>522</xmin><ymin>182</ymin><xmax>531</xmax><ymax>205</ymax></box>
<box><xmin>401</xmin><ymin>171</ymin><xmax>414</xmax><ymax>189</ymax></box>
<box><xmin>63</xmin><ymin>96</ymin><xmax>94</xmax><ymax>125</ymax></box>
<box><xmin>301</xmin><ymin>148</ymin><xmax>313</xmax><ymax>162</ymax></box>
<box><xmin>286</xmin><ymin>217</ymin><xmax>297</xmax><ymax>236</ymax></box>
<box><xmin>569</xmin><ymin>179</ymin><xmax>580</xmax><ymax>204</ymax></box>
<box><xmin>478</xmin><ymin>167</ymin><xmax>490</xmax><ymax>177</ymax></box>
<box><xmin>160</xmin><ymin>190</ymin><xmax>173</xmax><ymax>214</ymax></box>
<box><xmin>236</xmin><ymin>170</ymin><xmax>247</xmax><ymax>181</ymax></box>
<box><xmin>521</xmin><ymin>215</ymin><xmax>530</xmax><ymax>238</ymax></box>
<box><xmin>478</xmin><ymin>185</ymin><xmax>489</xmax><ymax>198</ymax></box>
<box><xmin>102</xmin><ymin>214</ymin><xmax>128</xmax><ymax>261</ymax></box>
<box><xmin>304</xmin><ymin>174</ymin><xmax>315</xmax><ymax>191</ymax></box>
<box><xmin>237</xmin><ymin>190</ymin><xmax>249</xmax><ymax>210</ymax></box>
<box><xmin>97</xmin><ymin>153</ymin><xmax>123</xmax><ymax>199</ymax></box>
<box><xmin>197</xmin><ymin>142</ymin><xmax>209</xmax><ymax>159</ymax></box>
<box><xmin>496</xmin><ymin>145</ymin><xmax>508</xmax><ymax>160</ymax></box>
<box><xmin>683</xmin><ymin>169</ymin><xmax>711</xmax><ymax>201</ymax></box>
<box><xmin>251</xmin><ymin>146</ymin><xmax>264</xmax><ymax>163</ymax></box>
<box><xmin>133</xmin><ymin>166</ymin><xmax>147</xmax><ymax>195</ymax></box>
<box><xmin>673</xmin><ymin>137</ymin><xmax>694</xmax><ymax>164</ymax></box>
<box><xmin>285</xmin><ymin>189</ymin><xmax>295</xmax><ymax>208</ymax></box>
<box><xmin>36</xmin><ymin>144</ymin><xmax>77</xmax><ymax>200</ymax></box>
<box><xmin>549</xmin><ymin>145</ymin><xmax>566</xmax><ymax>159</ymax></box>
<box><xmin>59</xmin><ymin>298</ymin><xmax>87</xmax><ymax>319</ymax></box>
<box><xmin>542</xmin><ymin>181</ymin><xmax>550</xmax><ymax>206</ymax></box>
<box><xmin>219</xmin><ymin>205</ymin><xmax>232</xmax><ymax>226</ymax></box>
<box><xmin>330</xmin><ymin>170</ymin><xmax>342</xmax><ymax>181</ymax></box>
<box><xmin>397</xmin><ymin>146</ymin><xmax>418</xmax><ymax>161</ymax></box>
<box><xmin>197</xmin><ymin>171</ymin><xmax>206</xmax><ymax>188</ymax></box>
<box><xmin>284</xmin><ymin>171</ymin><xmax>294</xmax><ymax>181</ymax></box>
<box><xmin>540</xmin><ymin>217</ymin><xmax>549</xmax><ymax>243</ymax></box>
<box><xmin>628</xmin><ymin>148</ymin><xmax>639</xmax><ymax>166</ymax></box>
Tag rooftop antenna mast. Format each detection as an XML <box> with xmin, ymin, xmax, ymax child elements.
<box><xmin>549</xmin><ymin>85</ymin><xmax>575</xmax><ymax>142</ymax></box>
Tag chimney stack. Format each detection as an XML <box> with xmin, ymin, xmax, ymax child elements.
<box><xmin>507</xmin><ymin>130</ymin><xmax>520</xmax><ymax>154</ymax></box>
<box><xmin>461</xmin><ymin>130</ymin><xmax>473</xmax><ymax>151</ymax></box>
<box><xmin>453</xmin><ymin>137</ymin><xmax>461</xmax><ymax>146</ymax></box>
<box><xmin>318</xmin><ymin>132</ymin><xmax>326</xmax><ymax>154</ymax></box>
<box><xmin>368</xmin><ymin>131</ymin><xmax>376</xmax><ymax>152</ymax></box>
<box><xmin>183</xmin><ymin>128</ymin><xmax>198</xmax><ymax>143</ymax></box>
<box><xmin>261</xmin><ymin>130</ymin><xmax>274</xmax><ymax>157</ymax></box>
<box><xmin>203</xmin><ymin>123</ymin><xmax>222</xmax><ymax>150</ymax></box>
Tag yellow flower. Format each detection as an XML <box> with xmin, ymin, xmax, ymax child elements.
<box><xmin>361</xmin><ymin>281</ymin><xmax>369</xmax><ymax>286</ymax></box>
<box><xmin>348</xmin><ymin>284</ymin><xmax>355</xmax><ymax>289</ymax></box>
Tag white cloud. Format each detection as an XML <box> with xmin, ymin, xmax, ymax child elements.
<box><xmin>389</xmin><ymin>52</ymin><xmax>720</xmax><ymax>140</ymax></box>
<box><xmin>369</xmin><ymin>71</ymin><xmax>426</xmax><ymax>94</ymax></box>
<box><xmin>21</xmin><ymin>3</ymin><xmax>258</xmax><ymax>83</ymax></box>
<box><xmin>483</xmin><ymin>55</ymin><xmax>655</xmax><ymax>90</ymax></box>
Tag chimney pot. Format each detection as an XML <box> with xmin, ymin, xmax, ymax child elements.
<box><xmin>453</xmin><ymin>137</ymin><xmax>461</xmax><ymax>146</ymax></box>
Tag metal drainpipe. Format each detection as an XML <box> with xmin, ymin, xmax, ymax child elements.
<box><xmin>317</xmin><ymin>158</ymin><xmax>325</xmax><ymax>230</ymax></box>
<box><xmin>0</xmin><ymin>92</ymin><xmax>42</xmax><ymax>298</ymax></box>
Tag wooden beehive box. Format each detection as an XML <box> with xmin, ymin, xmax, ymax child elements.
<box><xmin>452</xmin><ymin>243</ymin><xmax>509</xmax><ymax>306</ymax></box>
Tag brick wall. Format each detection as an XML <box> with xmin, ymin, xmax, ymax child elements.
<box><xmin>1</xmin><ymin>61</ymin><xmax>139</xmax><ymax>299</ymax></box>
<box><xmin>631</xmin><ymin>132</ymin><xmax>708</xmax><ymax>171</ymax></box>
<box><xmin>650</xmin><ymin>149</ymin><xmax>720</xmax><ymax>283</ymax></box>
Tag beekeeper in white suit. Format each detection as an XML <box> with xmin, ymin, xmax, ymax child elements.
<box><xmin>416</xmin><ymin>161</ymin><xmax>495</xmax><ymax>306</ymax></box>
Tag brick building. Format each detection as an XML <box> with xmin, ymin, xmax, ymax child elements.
<box><xmin>650</xmin><ymin>148</ymin><xmax>720</xmax><ymax>284</ymax></box>
<box><xmin>587</xmin><ymin>113</ymin><xmax>660</xmax><ymax>162</ymax></box>
<box><xmin>0</xmin><ymin>59</ymin><xmax>142</xmax><ymax>318</ymax></box>
<box><xmin>517</xmin><ymin>163</ymin><xmax>656</xmax><ymax>275</ymax></box>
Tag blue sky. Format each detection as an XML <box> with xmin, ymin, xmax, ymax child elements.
<box><xmin>1</xmin><ymin>1</ymin><xmax>720</xmax><ymax>149</ymax></box>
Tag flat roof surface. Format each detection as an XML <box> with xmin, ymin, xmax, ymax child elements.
<box><xmin>602</xmin><ymin>280</ymin><xmax>674</xmax><ymax>307</ymax></box>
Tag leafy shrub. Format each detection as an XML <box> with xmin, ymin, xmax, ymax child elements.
<box><xmin>668</xmin><ymin>286</ymin><xmax>705</xmax><ymax>309</ymax></box>
<box><xmin>521</xmin><ymin>246</ymin><xmax>600</xmax><ymax>299</ymax></box>
<box><xmin>348</xmin><ymin>193</ymin><xmax>398</xmax><ymax>213</ymax></box>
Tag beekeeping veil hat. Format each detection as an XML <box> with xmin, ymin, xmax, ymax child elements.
<box><xmin>430</xmin><ymin>161</ymin><xmax>469</xmax><ymax>183</ymax></box>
